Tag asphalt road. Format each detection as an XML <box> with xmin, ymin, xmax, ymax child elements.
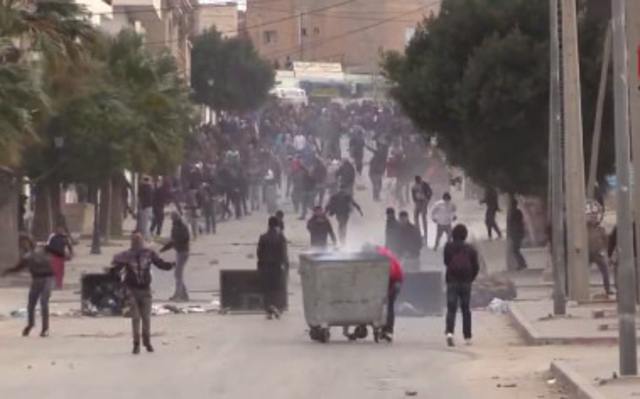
<box><xmin>0</xmin><ymin>171</ymin><xmax>565</xmax><ymax>399</ymax></box>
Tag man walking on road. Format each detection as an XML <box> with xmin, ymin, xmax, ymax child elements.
<box><xmin>110</xmin><ymin>232</ymin><xmax>174</xmax><ymax>354</ymax></box>
<box><xmin>395</xmin><ymin>211</ymin><xmax>423</xmax><ymax>271</ymax></box>
<box><xmin>161</xmin><ymin>212</ymin><xmax>191</xmax><ymax>302</ymax></box>
<box><xmin>336</xmin><ymin>159</ymin><xmax>356</xmax><ymax>195</ymax></box>
<box><xmin>432</xmin><ymin>193</ymin><xmax>457</xmax><ymax>250</ymax></box>
<box><xmin>137</xmin><ymin>176</ymin><xmax>154</xmax><ymax>241</ymax></box>
<box><xmin>2</xmin><ymin>236</ymin><xmax>55</xmax><ymax>337</ymax></box>
<box><xmin>507</xmin><ymin>197</ymin><xmax>527</xmax><ymax>270</ymax></box>
<box><xmin>326</xmin><ymin>188</ymin><xmax>364</xmax><ymax>245</ymax></box>
<box><xmin>257</xmin><ymin>217</ymin><xmax>289</xmax><ymax>320</ymax></box>
<box><xmin>411</xmin><ymin>176</ymin><xmax>432</xmax><ymax>243</ymax></box>
<box><xmin>444</xmin><ymin>224</ymin><xmax>480</xmax><ymax>347</ymax></box>
<box><xmin>481</xmin><ymin>187</ymin><xmax>502</xmax><ymax>240</ymax></box>
<box><xmin>307</xmin><ymin>206</ymin><xmax>337</xmax><ymax>250</ymax></box>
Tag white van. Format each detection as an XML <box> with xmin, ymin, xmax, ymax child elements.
<box><xmin>270</xmin><ymin>87</ymin><xmax>309</xmax><ymax>107</ymax></box>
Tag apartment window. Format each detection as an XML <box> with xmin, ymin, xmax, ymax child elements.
<box><xmin>263</xmin><ymin>30</ymin><xmax>278</xmax><ymax>45</ymax></box>
<box><xmin>313</xmin><ymin>27</ymin><xmax>320</xmax><ymax>35</ymax></box>
<box><xmin>301</xmin><ymin>28</ymin><xmax>308</xmax><ymax>37</ymax></box>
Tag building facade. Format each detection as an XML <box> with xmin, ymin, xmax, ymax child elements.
<box><xmin>194</xmin><ymin>2</ymin><xmax>239</xmax><ymax>37</ymax></box>
<box><xmin>246</xmin><ymin>0</ymin><xmax>440</xmax><ymax>73</ymax></box>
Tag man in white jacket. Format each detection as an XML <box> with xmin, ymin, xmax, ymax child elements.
<box><xmin>431</xmin><ymin>192</ymin><xmax>457</xmax><ymax>250</ymax></box>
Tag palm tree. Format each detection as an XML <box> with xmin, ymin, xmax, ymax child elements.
<box><xmin>0</xmin><ymin>39</ymin><xmax>47</xmax><ymax>166</ymax></box>
<box><xmin>0</xmin><ymin>0</ymin><xmax>96</xmax><ymax>243</ymax></box>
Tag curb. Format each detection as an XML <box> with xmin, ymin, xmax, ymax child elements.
<box><xmin>550</xmin><ymin>361</ymin><xmax>608</xmax><ymax>399</ymax></box>
<box><xmin>507</xmin><ymin>304</ymin><xmax>619</xmax><ymax>346</ymax></box>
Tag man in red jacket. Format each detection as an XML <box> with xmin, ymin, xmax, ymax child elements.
<box><xmin>377</xmin><ymin>245</ymin><xmax>404</xmax><ymax>342</ymax></box>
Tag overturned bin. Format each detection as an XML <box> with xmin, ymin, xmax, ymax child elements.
<box><xmin>299</xmin><ymin>252</ymin><xmax>389</xmax><ymax>343</ymax></box>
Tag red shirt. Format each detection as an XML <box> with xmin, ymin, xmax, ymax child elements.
<box><xmin>377</xmin><ymin>246</ymin><xmax>404</xmax><ymax>284</ymax></box>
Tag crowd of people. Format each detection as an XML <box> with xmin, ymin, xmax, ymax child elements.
<box><xmin>2</xmin><ymin>98</ymin><xmax>507</xmax><ymax>351</ymax></box>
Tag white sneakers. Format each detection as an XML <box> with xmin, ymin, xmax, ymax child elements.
<box><xmin>446</xmin><ymin>333</ymin><xmax>472</xmax><ymax>347</ymax></box>
<box><xmin>446</xmin><ymin>333</ymin><xmax>454</xmax><ymax>347</ymax></box>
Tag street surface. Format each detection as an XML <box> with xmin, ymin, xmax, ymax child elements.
<box><xmin>0</xmin><ymin>176</ymin><xmax>568</xmax><ymax>399</ymax></box>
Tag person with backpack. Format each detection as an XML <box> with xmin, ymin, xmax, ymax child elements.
<box><xmin>411</xmin><ymin>175</ymin><xmax>433</xmax><ymax>243</ymax></box>
<box><xmin>443</xmin><ymin>224</ymin><xmax>480</xmax><ymax>347</ymax></box>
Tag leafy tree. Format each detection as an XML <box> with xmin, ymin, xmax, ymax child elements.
<box><xmin>0</xmin><ymin>47</ymin><xmax>46</xmax><ymax>166</ymax></box>
<box><xmin>383</xmin><ymin>0</ymin><xmax>610</xmax><ymax>196</ymax></box>
<box><xmin>191</xmin><ymin>28</ymin><xmax>275</xmax><ymax>112</ymax></box>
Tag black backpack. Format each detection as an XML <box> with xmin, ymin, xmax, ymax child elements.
<box><xmin>449</xmin><ymin>246</ymin><xmax>473</xmax><ymax>279</ymax></box>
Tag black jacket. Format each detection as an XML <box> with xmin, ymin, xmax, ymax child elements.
<box><xmin>161</xmin><ymin>220</ymin><xmax>191</xmax><ymax>253</ymax></box>
<box><xmin>396</xmin><ymin>222</ymin><xmax>422</xmax><ymax>258</ymax></box>
<box><xmin>111</xmin><ymin>248</ymin><xmax>173</xmax><ymax>289</ymax></box>
<box><xmin>507</xmin><ymin>208</ymin><xmax>525</xmax><ymax>241</ymax></box>
<box><xmin>385</xmin><ymin>217</ymin><xmax>399</xmax><ymax>254</ymax></box>
<box><xmin>443</xmin><ymin>241</ymin><xmax>480</xmax><ymax>284</ymax></box>
<box><xmin>336</xmin><ymin>162</ymin><xmax>356</xmax><ymax>187</ymax></box>
<box><xmin>411</xmin><ymin>181</ymin><xmax>432</xmax><ymax>204</ymax></box>
<box><xmin>307</xmin><ymin>216</ymin><xmax>337</xmax><ymax>247</ymax></box>
<box><xmin>139</xmin><ymin>183</ymin><xmax>154</xmax><ymax>209</ymax></box>
<box><xmin>257</xmin><ymin>228</ymin><xmax>288</xmax><ymax>272</ymax></box>
<box><xmin>327</xmin><ymin>192</ymin><xmax>362</xmax><ymax>218</ymax></box>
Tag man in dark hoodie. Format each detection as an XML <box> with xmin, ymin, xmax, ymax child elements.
<box><xmin>2</xmin><ymin>235</ymin><xmax>54</xmax><ymax>337</ymax></box>
<box><xmin>257</xmin><ymin>217</ymin><xmax>289</xmax><ymax>319</ymax></box>
<box><xmin>443</xmin><ymin>224</ymin><xmax>480</xmax><ymax>347</ymax></box>
<box><xmin>160</xmin><ymin>212</ymin><xmax>191</xmax><ymax>302</ymax></box>
<box><xmin>326</xmin><ymin>188</ymin><xmax>364</xmax><ymax>244</ymax></box>
<box><xmin>111</xmin><ymin>232</ymin><xmax>174</xmax><ymax>354</ymax></box>
<box><xmin>307</xmin><ymin>206</ymin><xmax>337</xmax><ymax>249</ymax></box>
<box><xmin>395</xmin><ymin>211</ymin><xmax>422</xmax><ymax>271</ymax></box>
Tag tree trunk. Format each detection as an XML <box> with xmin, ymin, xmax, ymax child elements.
<box><xmin>100</xmin><ymin>178</ymin><xmax>113</xmax><ymax>239</ymax></box>
<box><xmin>32</xmin><ymin>182</ymin><xmax>52</xmax><ymax>241</ymax></box>
<box><xmin>0</xmin><ymin>174</ymin><xmax>19</xmax><ymax>272</ymax></box>
<box><xmin>110</xmin><ymin>174</ymin><xmax>125</xmax><ymax>238</ymax></box>
<box><xmin>90</xmin><ymin>186</ymin><xmax>101</xmax><ymax>255</ymax></box>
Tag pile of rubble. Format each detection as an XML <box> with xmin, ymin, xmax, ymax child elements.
<box><xmin>471</xmin><ymin>273</ymin><xmax>517</xmax><ymax>308</ymax></box>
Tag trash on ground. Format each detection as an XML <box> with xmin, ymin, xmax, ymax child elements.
<box><xmin>487</xmin><ymin>298</ymin><xmax>509</xmax><ymax>314</ymax></box>
<box><xmin>11</xmin><ymin>308</ymin><xmax>27</xmax><ymax>318</ymax></box>
<box><xmin>151</xmin><ymin>305</ymin><xmax>171</xmax><ymax>316</ymax></box>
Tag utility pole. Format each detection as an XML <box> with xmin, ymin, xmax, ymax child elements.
<box><xmin>628</xmin><ymin>0</ymin><xmax>640</xmax><ymax>302</ymax></box>
<box><xmin>549</xmin><ymin>0</ymin><xmax>567</xmax><ymax>316</ymax></box>
<box><xmin>560</xmin><ymin>0</ymin><xmax>590</xmax><ymax>302</ymax></box>
<box><xmin>587</xmin><ymin>24</ymin><xmax>612</xmax><ymax>198</ymax></box>
<box><xmin>612</xmin><ymin>0</ymin><xmax>638</xmax><ymax>376</ymax></box>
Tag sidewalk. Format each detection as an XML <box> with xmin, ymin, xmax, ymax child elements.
<box><xmin>502</xmin><ymin>252</ymin><xmax>640</xmax><ymax>399</ymax></box>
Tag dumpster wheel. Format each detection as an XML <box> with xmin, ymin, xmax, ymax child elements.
<box><xmin>373</xmin><ymin>328</ymin><xmax>382</xmax><ymax>343</ymax></box>
<box><xmin>319</xmin><ymin>328</ymin><xmax>331</xmax><ymax>343</ymax></box>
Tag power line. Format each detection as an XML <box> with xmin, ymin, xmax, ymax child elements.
<box><xmin>262</xmin><ymin>2</ymin><xmax>433</xmax><ymax>60</ymax></box>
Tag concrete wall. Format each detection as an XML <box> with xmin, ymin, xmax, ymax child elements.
<box><xmin>195</xmin><ymin>3</ymin><xmax>239</xmax><ymax>37</ymax></box>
